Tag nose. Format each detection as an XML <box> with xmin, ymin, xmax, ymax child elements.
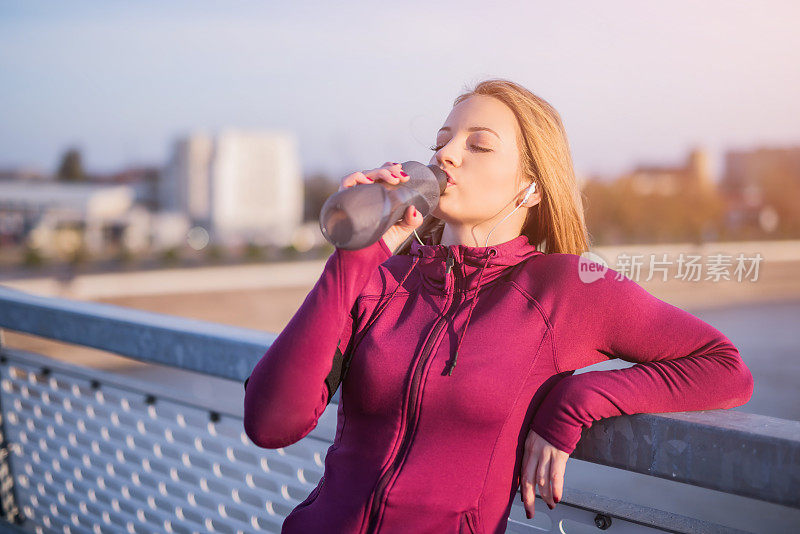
<box><xmin>435</xmin><ymin>141</ymin><xmax>460</xmax><ymax>169</ymax></box>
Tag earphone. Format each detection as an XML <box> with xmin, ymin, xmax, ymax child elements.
<box><xmin>412</xmin><ymin>181</ymin><xmax>537</xmax><ymax>248</ymax></box>
<box><xmin>482</xmin><ymin>181</ymin><xmax>536</xmax><ymax>247</ymax></box>
<box><xmin>519</xmin><ymin>181</ymin><xmax>536</xmax><ymax>205</ymax></box>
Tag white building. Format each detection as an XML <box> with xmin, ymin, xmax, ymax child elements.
<box><xmin>162</xmin><ymin>129</ymin><xmax>304</xmax><ymax>248</ymax></box>
<box><xmin>161</xmin><ymin>135</ymin><xmax>214</xmax><ymax>218</ymax></box>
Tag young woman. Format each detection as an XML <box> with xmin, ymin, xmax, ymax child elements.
<box><xmin>243</xmin><ymin>79</ymin><xmax>754</xmax><ymax>533</ymax></box>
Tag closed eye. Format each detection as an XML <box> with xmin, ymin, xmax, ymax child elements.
<box><xmin>429</xmin><ymin>144</ymin><xmax>491</xmax><ymax>153</ymax></box>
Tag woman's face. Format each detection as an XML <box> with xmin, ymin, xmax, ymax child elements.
<box><xmin>429</xmin><ymin>94</ymin><xmax>527</xmax><ymax>225</ymax></box>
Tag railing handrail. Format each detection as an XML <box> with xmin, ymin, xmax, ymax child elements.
<box><xmin>0</xmin><ymin>285</ymin><xmax>268</xmax><ymax>383</ymax></box>
<box><xmin>1</xmin><ymin>285</ymin><xmax>798</xmax><ymax>510</ymax></box>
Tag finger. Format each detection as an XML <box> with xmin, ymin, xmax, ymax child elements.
<box><xmin>520</xmin><ymin>449</ymin><xmax>538</xmax><ymax>519</ymax></box>
<box><xmin>340</xmin><ymin>172</ymin><xmax>374</xmax><ymax>190</ymax></box>
<box><xmin>536</xmin><ymin>453</ymin><xmax>554</xmax><ymax>510</ymax></box>
<box><xmin>392</xmin><ymin>205</ymin><xmax>417</xmax><ymax>227</ymax></box>
<box><xmin>383</xmin><ymin>161</ymin><xmax>402</xmax><ymax>171</ymax></box>
<box><xmin>376</xmin><ymin>168</ymin><xmax>401</xmax><ymax>184</ymax></box>
<box><xmin>385</xmin><ymin>168</ymin><xmax>404</xmax><ymax>183</ymax></box>
<box><xmin>550</xmin><ymin>454</ymin><xmax>567</xmax><ymax>505</ymax></box>
<box><xmin>355</xmin><ymin>171</ymin><xmax>375</xmax><ymax>183</ymax></box>
<box><xmin>519</xmin><ymin>439</ymin><xmax>529</xmax><ymax>507</ymax></box>
<box><xmin>405</xmin><ymin>205</ymin><xmax>420</xmax><ymax>226</ymax></box>
<box><xmin>388</xmin><ymin>162</ymin><xmax>410</xmax><ymax>181</ymax></box>
<box><xmin>522</xmin><ymin>477</ymin><xmax>536</xmax><ymax>520</ymax></box>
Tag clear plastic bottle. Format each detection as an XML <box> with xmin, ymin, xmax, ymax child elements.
<box><xmin>319</xmin><ymin>161</ymin><xmax>448</xmax><ymax>250</ymax></box>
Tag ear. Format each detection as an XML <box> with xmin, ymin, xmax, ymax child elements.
<box><xmin>523</xmin><ymin>193</ymin><xmax>542</xmax><ymax>208</ymax></box>
<box><xmin>519</xmin><ymin>183</ymin><xmax>542</xmax><ymax>208</ymax></box>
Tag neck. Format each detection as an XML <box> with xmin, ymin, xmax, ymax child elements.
<box><xmin>439</xmin><ymin>218</ymin><xmax>525</xmax><ymax>248</ymax></box>
<box><xmin>439</xmin><ymin>200</ymin><xmax>529</xmax><ymax>247</ymax></box>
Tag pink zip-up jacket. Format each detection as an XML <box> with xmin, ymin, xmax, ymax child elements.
<box><xmin>243</xmin><ymin>234</ymin><xmax>754</xmax><ymax>534</ymax></box>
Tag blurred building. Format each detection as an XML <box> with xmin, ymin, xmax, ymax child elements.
<box><xmin>0</xmin><ymin>168</ymin><xmax>49</xmax><ymax>182</ymax></box>
<box><xmin>623</xmin><ymin>147</ymin><xmax>714</xmax><ymax>196</ymax></box>
<box><xmin>100</xmin><ymin>166</ymin><xmax>161</xmax><ymax>212</ymax></box>
<box><xmin>161</xmin><ymin>130</ymin><xmax>304</xmax><ymax>248</ymax></box>
<box><xmin>720</xmin><ymin>145</ymin><xmax>800</xmax><ymax>235</ymax></box>
<box><xmin>161</xmin><ymin>135</ymin><xmax>213</xmax><ymax>217</ymax></box>
<box><xmin>0</xmin><ymin>182</ymin><xmax>150</xmax><ymax>257</ymax></box>
<box><xmin>721</xmin><ymin>146</ymin><xmax>800</xmax><ymax>198</ymax></box>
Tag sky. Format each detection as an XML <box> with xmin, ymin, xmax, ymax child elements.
<box><xmin>1</xmin><ymin>1</ymin><xmax>799</xmax><ymax>181</ymax></box>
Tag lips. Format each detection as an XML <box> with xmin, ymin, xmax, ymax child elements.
<box><xmin>441</xmin><ymin>168</ymin><xmax>456</xmax><ymax>186</ymax></box>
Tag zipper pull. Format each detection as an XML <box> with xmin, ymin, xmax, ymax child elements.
<box><xmin>445</xmin><ymin>249</ymin><xmax>456</xmax><ymax>293</ymax></box>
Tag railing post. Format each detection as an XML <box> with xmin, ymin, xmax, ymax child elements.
<box><xmin>0</xmin><ymin>330</ymin><xmax>23</xmax><ymax>527</ymax></box>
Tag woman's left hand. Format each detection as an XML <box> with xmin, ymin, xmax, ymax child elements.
<box><xmin>520</xmin><ymin>428</ymin><xmax>569</xmax><ymax>519</ymax></box>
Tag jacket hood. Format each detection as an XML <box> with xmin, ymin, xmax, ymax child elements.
<box><xmin>368</xmin><ymin>234</ymin><xmax>544</xmax><ymax>375</ymax></box>
<box><xmin>409</xmin><ymin>233</ymin><xmax>543</xmax><ymax>295</ymax></box>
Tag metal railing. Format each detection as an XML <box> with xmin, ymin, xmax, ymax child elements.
<box><xmin>0</xmin><ymin>285</ymin><xmax>797</xmax><ymax>533</ymax></box>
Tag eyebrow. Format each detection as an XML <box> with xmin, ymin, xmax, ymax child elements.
<box><xmin>437</xmin><ymin>126</ymin><xmax>501</xmax><ymax>139</ymax></box>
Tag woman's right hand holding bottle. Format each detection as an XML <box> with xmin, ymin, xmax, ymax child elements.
<box><xmin>338</xmin><ymin>162</ymin><xmax>424</xmax><ymax>253</ymax></box>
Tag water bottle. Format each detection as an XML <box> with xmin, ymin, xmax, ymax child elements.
<box><xmin>319</xmin><ymin>161</ymin><xmax>448</xmax><ymax>250</ymax></box>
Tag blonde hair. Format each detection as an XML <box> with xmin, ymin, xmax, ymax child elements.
<box><xmin>396</xmin><ymin>78</ymin><xmax>590</xmax><ymax>256</ymax></box>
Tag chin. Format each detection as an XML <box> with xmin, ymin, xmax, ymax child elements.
<box><xmin>431</xmin><ymin>205</ymin><xmax>448</xmax><ymax>220</ymax></box>
<box><xmin>432</xmin><ymin>205</ymin><xmax>458</xmax><ymax>224</ymax></box>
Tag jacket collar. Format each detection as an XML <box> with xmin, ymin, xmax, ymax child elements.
<box><xmin>408</xmin><ymin>233</ymin><xmax>544</xmax><ymax>374</ymax></box>
<box><xmin>363</xmin><ymin>234</ymin><xmax>544</xmax><ymax>377</ymax></box>
<box><xmin>409</xmin><ymin>234</ymin><xmax>543</xmax><ymax>295</ymax></box>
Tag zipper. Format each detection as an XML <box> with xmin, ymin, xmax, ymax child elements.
<box><xmin>446</xmin><ymin>251</ymin><xmax>454</xmax><ymax>275</ymax></box>
<box><xmin>364</xmin><ymin>248</ymin><xmax>459</xmax><ymax>533</ymax></box>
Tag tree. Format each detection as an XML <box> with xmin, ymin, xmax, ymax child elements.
<box><xmin>57</xmin><ymin>148</ymin><xmax>86</xmax><ymax>182</ymax></box>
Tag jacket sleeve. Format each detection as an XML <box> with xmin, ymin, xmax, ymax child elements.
<box><xmin>243</xmin><ymin>238</ymin><xmax>393</xmax><ymax>449</ymax></box>
<box><xmin>529</xmin><ymin>254</ymin><xmax>754</xmax><ymax>455</ymax></box>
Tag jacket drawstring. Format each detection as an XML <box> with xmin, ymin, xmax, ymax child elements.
<box><xmin>446</xmin><ymin>248</ymin><xmax>497</xmax><ymax>376</ymax></box>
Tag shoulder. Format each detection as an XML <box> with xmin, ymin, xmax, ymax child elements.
<box><xmin>513</xmin><ymin>252</ymin><xmax>632</xmax><ymax>296</ymax></box>
<box><xmin>513</xmin><ymin>252</ymin><xmax>584</xmax><ymax>286</ymax></box>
